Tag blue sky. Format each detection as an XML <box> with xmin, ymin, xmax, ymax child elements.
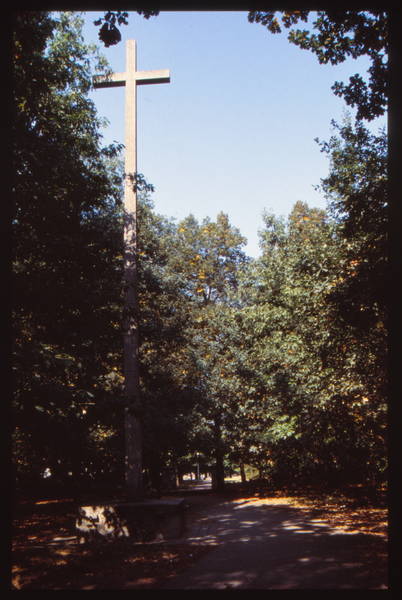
<box><xmin>80</xmin><ymin>11</ymin><xmax>387</xmax><ymax>258</ymax></box>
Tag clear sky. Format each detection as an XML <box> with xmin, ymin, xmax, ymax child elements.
<box><xmin>80</xmin><ymin>11</ymin><xmax>387</xmax><ymax>258</ymax></box>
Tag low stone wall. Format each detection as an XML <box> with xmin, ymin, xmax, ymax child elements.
<box><xmin>76</xmin><ymin>498</ymin><xmax>186</xmax><ymax>544</ymax></box>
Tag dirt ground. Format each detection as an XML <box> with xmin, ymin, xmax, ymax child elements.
<box><xmin>11</xmin><ymin>485</ymin><xmax>387</xmax><ymax>590</ymax></box>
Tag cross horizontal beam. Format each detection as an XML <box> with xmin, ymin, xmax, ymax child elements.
<box><xmin>93</xmin><ymin>69</ymin><xmax>170</xmax><ymax>88</ymax></box>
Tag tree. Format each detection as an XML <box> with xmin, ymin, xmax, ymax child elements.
<box><xmin>222</xmin><ymin>174</ymin><xmax>386</xmax><ymax>491</ymax></box>
<box><xmin>134</xmin><ymin>194</ymin><xmax>203</xmax><ymax>489</ymax></box>
<box><xmin>15</xmin><ymin>11</ymin><xmax>387</xmax><ymax>499</ymax></box>
<box><xmin>215</xmin><ymin>197</ymin><xmax>383</xmax><ymax>489</ymax></box>
<box><xmin>165</xmin><ymin>212</ymin><xmax>249</xmax><ymax>490</ymax></box>
<box><xmin>222</xmin><ymin>204</ymin><xmax>343</xmax><ymax>485</ymax></box>
<box><xmin>13</xmin><ymin>11</ymin><xmax>125</xmax><ymax>496</ymax></box>
<box><xmin>314</xmin><ymin>115</ymin><xmax>388</xmax><ymax>488</ymax></box>
<box><xmin>315</xmin><ymin>113</ymin><xmax>387</xmax><ymax>328</ymax></box>
<box><xmin>248</xmin><ymin>11</ymin><xmax>387</xmax><ymax>121</ymax></box>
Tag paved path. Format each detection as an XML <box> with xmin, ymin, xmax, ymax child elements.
<box><xmin>177</xmin><ymin>477</ymin><xmax>213</xmax><ymax>492</ymax></box>
<box><xmin>163</xmin><ymin>494</ymin><xmax>384</xmax><ymax>589</ymax></box>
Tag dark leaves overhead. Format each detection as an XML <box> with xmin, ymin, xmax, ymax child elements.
<box><xmin>98</xmin><ymin>22</ymin><xmax>121</xmax><ymax>48</ymax></box>
<box><xmin>94</xmin><ymin>11</ymin><xmax>160</xmax><ymax>47</ymax></box>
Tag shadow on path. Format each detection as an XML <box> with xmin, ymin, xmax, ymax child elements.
<box><xmin>163</xmin><ymin>498</ymin><xmax>385</xmax><ymax>589</ymax></box>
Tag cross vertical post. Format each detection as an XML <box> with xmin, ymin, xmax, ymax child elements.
<box><xmin>123</xmin><ymin>39</ymin><xmax>141</xmax><ymax>502</ymax></box>
<box><xmin>93</xmin><ymin>40</ymin><xmax>170</xmax><ymax>500</ymax></box>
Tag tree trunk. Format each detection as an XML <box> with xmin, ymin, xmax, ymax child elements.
<box><xmin>240</xmin><ymin>463</ymin><xmax>246</xmax><ymax>484</ymax></box>
<box><xmin>71</xmin><ymin>456</ymin><xmax>83</xmax><ymax>503</ymax></box>
<box><xmin>125</xmin><ymin>409</ymin><xmax>142</xmax><ymax>499</ymax></box>
<box><xmin>259</xmin><ymin>461</ymin><xmax>263</xmax><ymax>498</ymax></box>
<box><xmin>216</xmin><ymin>453</ymin><xmax>225</xmax><ymax>492</ymax></box>
<box><xmin>213</xmin><ymin>411</ymin><xmax>225</xmax><ymax>492</ymax></box>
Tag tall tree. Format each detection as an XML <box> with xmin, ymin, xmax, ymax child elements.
<box><xmin>221</xmin><ymin>204</ymin><xmax>343</xmax><ymax>485</ymax></box>
<box><xmin>12</xmin><ymin>9</ymin><xmax>206</xmax><ymax>496</ymax></box>
<box><xmin>224</xmin><ymin>168</ymin><xmax>386</xmax><ymax>490</ymax></box>
<box><xmin>134</xmin><ymin>194</ymin><xmax>202</xmax><ymax>489</ymax></box>
<box><xmin>13</xmin><ymin>11</ymin><xmax>125</xmax><ymax>496</ymax></box>
<box><xmin>166</xmin><ymin>212</ymin><xmax>249</xmax><ymax>490</ymax></box>
<box><xmin>315</xmin><ymin>115</ymin><xmax>388</xmax><ymax>488</ymax></box>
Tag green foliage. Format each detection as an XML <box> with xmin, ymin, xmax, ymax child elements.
<box><xmin>135</xmin><ymin>196</ymin><xmax>203</xmax><ymax>475</ymax></box>
<box><xmin>162</xmin><ymin>213</ymin><xmax>249</xmax><ymax>489</ymax></box>
<box><xmin>217</xmin><ymin>205</ymin><xmax>337</xmax><ymax>476</ymax></box>
<box><xmin>13</xmin><ymin>12</ymin><xmax>126</xmax><ymax>493</ymax></box>
<box><xmin>214</xmin><ymin>186</ymin><xmax>386</xmax><ymax>487</ymax></box>
<box><xmin>168</xmin><ymin>212</ymin><xmax>248</xmax><ymax>306</ymax></box>
<box><xmin>13</xmin><ymin>11</ymin><xmax>386</xmax><ymax>498</ymax></box>
<box><xmin>314</xmin><ymin>116</ymin><xmax>387</xmax><ymax>485</ymax></box>
<box><xmin>12</xmin><ymin>11</ymin><xmax>201</xmax><ymax>495</ymax></box>
<box><xmin>315</xmin><ymin>114</ymin><xmax>387</xmax><ymax>327</ymax></box>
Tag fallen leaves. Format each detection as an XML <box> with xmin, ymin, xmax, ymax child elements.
<box><xmin>12</xmin><ymin>542</ymin><xmax>214</xmax><ymax>589</ymax></box>
<box><xmin>12</xmin><ymin>488</ymin><xmax>387</xmax><ymax>589</ymax></box>
<box><xmin>12</xmin><ymin>498</ymin><xmax>216</xmax><ymax>589</ymax></box>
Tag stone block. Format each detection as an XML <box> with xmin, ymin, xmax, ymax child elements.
<box><xmin>76</xmin><ymin>498</ymin><xmax>186</xmax><ymax>544</ymax></box>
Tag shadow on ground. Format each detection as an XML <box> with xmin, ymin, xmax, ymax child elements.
<box><xmin>163</xmin><ymin>498</ymin><xmax>386</xmax><ymax>589</ymax></box>
<box><xmin>12</xmin><ymin>484</ymin><xmax>387</xmax><ymax>590</ymax></box>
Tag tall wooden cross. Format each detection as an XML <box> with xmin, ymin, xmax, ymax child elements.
<box><xmin>93</xmin><ymin>40</ymin><xmax>170</xmax><ymax>500</ymax></box>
